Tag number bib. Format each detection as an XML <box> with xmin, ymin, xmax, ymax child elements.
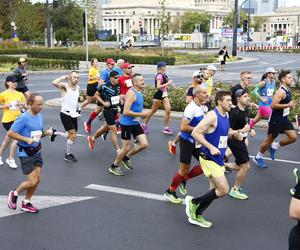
<box><xmin>9</xmin><ymin>101</ymin><xmax>19</xmax><ymax>111</ymax></box>
<box><xmin>162</xmin><ymin>91</ymin><xmax>168</xmax><ymax>98</ymax></box>
<box><xmin>267</xmin><ymin>89</ymin><xmax>274</xmax><ymax>96</ymax></box>
<box><xmin>111</xmin><ymin>96</ymin><xmax>120</xmax><ymax>105</ymax></box>
<box><xmin>218</xmin><ymin>136</ymin><xmax>228</xmax><ymax>149</ymax></box>
<box><xmin>133</xmin><ymin>117</ymin><xmax>140</xmax><ymax>122</ymax></box>
<box><xmin>125</xmin><ymin>79</ymin><xmax>133</xmax><ymax>88</ymax></box>
<box><xmin>31</xmin><ymin>130</ymin><xmax>42</xmax><ymax>143</ymax></box>
<box><xmin>283</xmin><ymin>107</ymin><xmax>290</xmax><ymax>117</ymax></box>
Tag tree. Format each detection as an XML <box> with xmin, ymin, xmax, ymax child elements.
<box><xmin>223</xmin><ymin>10</ymin><xmax>247</xmax><ymax>28</ymax></box>
<box><xmin>181</xmin><ymin>11</ymin><xmax>212</xmax><ymax>34</ymax></box>
<box><xmin>170</xmin><ymin>16</ymin><xmax>181</xmax><ymax>34</ymax></box>
<box><xmin>157</xmin><ymin>0</ymin><xmax>171</xmax><ymax>38</ymax></box>
<box><xmin>252</xmin><ymin>16</ymin><xmax>267</xmax><ymax>32</ymax></box>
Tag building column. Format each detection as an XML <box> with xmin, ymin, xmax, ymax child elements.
<box><xmin>122</xmin><ymin>18</ymin><xmax>126</xmax><ymax>34</ymax></box>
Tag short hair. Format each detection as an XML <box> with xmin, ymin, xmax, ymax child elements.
<box><xmin>117</xmin><ymin>59</ymin><xmax>124</xmax><ymax>65</ymax></box>
<box><xmin>215</xmin><ymin>90</ymin><xmax>231</xmax><ymax>106</ymax></box>
<box><xmin>132</xmin><ymin>73</ymin><xmax>142</xmax><ymax>83</ymax></box>
<box><xmin>192</xmin><ymin>85</ymin><xmax>205</xmax><ymax>96</ymax></box>
<box><xmin>90</xmin><ymin>58</ymin><xmax>97</xmax><ymax>65</ymax></box>
<box><xmin>240</xmin><ymin>71</ymin><xmax>251</xmax><ymax>77</ymax></box>
<box><xmin>28</xmin><ymin>93</ymin><xmax>42</xmax><ymax>105</ymax></box>
<box><xmin>278</xmin><ymin>70</ymin><xmax>291</xmax><ymax>82</ymax></box>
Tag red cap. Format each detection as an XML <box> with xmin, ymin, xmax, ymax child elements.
<box><xmin>106</xmin><ymin>58</ymin><xmax>115</xmax><ymax>65</ymax></box>
<box><xmin>121</xmin><ymin>63</ymin><xmax>134</xmax><ymax>69</ymax></box>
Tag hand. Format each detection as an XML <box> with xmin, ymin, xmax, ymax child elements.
<box><xmin>26</xmin><ymin>138</ymin><xmax>34</xmax><ymax>145</ymax></box>
<box><xmin>288</xmin><ymin>100</ymin><xmax>296</xmax><ymax>108</ymax></box>
<box><xmin>210</xmin><ymin>147</ymin><xmax>220</xmax><ymax>156</ymax></box>
<box><xmin>167</xmin><ymin>80</ymin><xmax>173</xmax><ymax>86</ymax></box>
<box><xmin>104</xmin><ymin>102</ymin><xmax>111</xmax><ymax>108</ymax></box>
<box><xmin>250</xmin><ymin>129</ymin><xmax>256</xmax><ymax>137</ymax></box>
<box><xmin>234</xmin><ymin>132</ymin><xmax>243</xmax><ymax>141</ymax></box>
<box><xmin>46</xmin><ymin>128</ymin><xmax>54</xmax><ymax>136</ymax></box>
<box><xmin>251</xmin><ymin>103</ymin><xmax>259</xmax><ymax>109</ymax></box>
<box><xmin>242</xmin><ymin>124</ymin><xmax>250</xmax><ymax>133</ymax></box>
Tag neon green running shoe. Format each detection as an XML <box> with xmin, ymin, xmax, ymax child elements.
<box><xmin>185</xmin><ymin>195</ymin><xmax>198</xmax><ymax>219</ymax></box>
<box><xmin>108</xmin><ymin>166</ymin><xmax>124</xmax><ymax>176</ymax></box>
<box><xmin>164</xmin><ymin>189</ymin><xmax>182</xmax><ymax>204</ymax></box>
<box><xmin>121</xmin><ymin>159</ymin><xmax>133</xmax><ymax>171</ymax></box>
<box><xmin>179</xmin><ymin>180</ymin><xmax>187</xmax><ymax>196</ymax></box>
<box><xmin>229</xmin><ymin>187</ymin><xmax>248</xmax><ymax>200</ymax></box>
<box><xmin>188</xmin><ymin>215</ymin><xmax>213</xmax><ymax>228</ymax></box>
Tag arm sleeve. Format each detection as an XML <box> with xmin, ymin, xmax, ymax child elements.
<box><xmin>252</xmin><ymin>84</ymin><xmax>261</xmax><ymax>98</ymax></box>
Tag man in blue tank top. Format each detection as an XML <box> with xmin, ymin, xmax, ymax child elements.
<box><xmin>184</xmin><ymin>90</ymin><xmax>235</xmax><ymax>228</ymax></box>
<box><xmin>109</xmin><ymin>74</ymin><xmax>150</xmax><ymax>176</ymax></box>
<box><xmin>253</xmin><ymin>70</ymin><xmax>297</xmax><ymax>168</ymax></box>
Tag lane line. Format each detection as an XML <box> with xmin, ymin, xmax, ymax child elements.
<box><xmin>249</xmin><ymin>155</ymin><xmax>300</xmax><ymax>165</ymax></box>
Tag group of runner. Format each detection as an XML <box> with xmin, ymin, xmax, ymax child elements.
<box><xmin>1</xmin><ymin>56</ymin><xmax>299</xmax><ymax>248</ymax></box>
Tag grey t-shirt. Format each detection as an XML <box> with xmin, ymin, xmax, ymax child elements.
<box><xmin>13</xmin><ymin>66</ymin><xmax>27</xmax><ymax>88</ymax></box>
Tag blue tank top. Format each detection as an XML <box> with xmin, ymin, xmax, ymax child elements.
<box><xmin>258</xmin><ymin>79</ymin><xmax>275</xmax><ymax>107</ymax></box>
<box><xmin>269</xmin><ymin>85</ymin><xmax>292</xmax><ymax>123</ymax></box>
<box><xmin>121</xmin><ymin>88</ymin><xmax>144</xmax><ymax>125</ymax></box>
<box><xmin>201</xmin><ymin>108</ymin><xmax>229</xmax><ymax>166</ymax></box>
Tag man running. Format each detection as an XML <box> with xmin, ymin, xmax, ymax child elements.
<box><xmin>87</xmin><ymin>70</ymin><xmax>121</xmax><ymax>151</ymax></box>
<box><xmin>119</xmin><ymin>63</ymin><xmax>134</xmax><ymax>106</ymax></box>
<box><xmin>185</xmin><ymin>90</ymin><xmax>233</xmax><ymax>228</ymax></box>
<box><xmin>250</xmin><ymin>67</ymin><xmax>276</xmax><ymax>128</ymax></box>
<box><xmin>7</xmin><ymin>93</ymin><xmax>53</xmax><ymax>213</ymax></box>
<box><xmin>164</xmin><ymin>85</ymin><xmax>209</xmax><ymax>204</ymax></box>
<box><xmin>253</xmin><ymin>70</ymin><xmax>297</xmax><ymax>168</ymax></box>
<box><xmin>13</xmin><ymin>57</ymin><xmax>31</xmax><ymax>101</ymax></box>
<box><xmin>226</xmin><ymin>88</ymin><xmax>256</xmax><ymax>200</ymax></box>
<box><xmin>231</xmin><ymin>71</ymin><xmax>252</xmax><ymax>106</ymax></box>
<box><xmin>109</xmin><ymin>74</ymin><xmax>149</xmax><ymax>176</ymax></box>
<box><xmin>52</xmin><ymin>71</ymin><xmax>80</xmax><ymax>162</ymax></box>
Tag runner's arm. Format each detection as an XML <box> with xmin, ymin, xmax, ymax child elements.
<box><xmin>180</xmin><ymin>118</ymin><xmax>194</xmax><ymax>132</ymax></box>
<box><xmin>52</xmin><ymin>75</ymin><xmax>68</xmax><ymax>90</ymax></box>
<box><xmin>271</xmin><ymin>89</ymin><xmax>291</xmax><ymax>109</ymax></box>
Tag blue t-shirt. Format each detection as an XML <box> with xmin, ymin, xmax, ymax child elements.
<box><xmin>11</xmin><ymin>111</ymin><xmax>43</xmax><ymax>157</ymax></box>
<box><xmin>100</xmin><ymin>68</ymin><xmax>111</xmax><ymax>84</ymax></box>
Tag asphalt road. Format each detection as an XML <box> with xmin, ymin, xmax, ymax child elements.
<box><xmin>0</xmin><ymin>106</ymin><xmax>299</xmax><ymax>250</ymax></box>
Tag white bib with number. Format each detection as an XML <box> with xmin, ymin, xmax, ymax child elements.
<box><xmin>9</xmin><ymin>101</ymin><xmax>19</xmax><ymax>111</ymax></box>
<box><xmin>70</xmin><ymin>111</ymin><xmax>81</xmax><ymax>118</ymax></box>
<box><xmin>125</xmin><ymin>79</ymin><xmax>133</xmax><ymax>87</ymax></box>
<box><xmin>111</xmin><ymin>96</ymin><xmax>120</xmax><ymax>105</ymax></box>
<box><xmin>218</xmin><ymin>136</ymin><xmax>228</xmax><ymax>149</ymax></box>
<box><xmin>162</xmin><ymin>91</ymin><xmax>168</xmax><ymax>98</ymax></box>
<box><xmin>31</xmin><ymin>130</ymin><xmax>42</xmax><ymax>143</ymax></box>
<box><xmin>267</xmin><ymin>89</ymin><xmax>274</xmax><ymax>96</ymax></box>
<box><xmin>283</xmin><ymin>107</ymin><xmax>290</xmax><ymax>117</ymax></box>
<box><xmin>133</xmin><ymin>116</ymin><xmax>140</xmax><ymax>122</ymax></box>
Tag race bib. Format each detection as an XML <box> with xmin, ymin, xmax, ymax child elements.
<box><xmin>218</xmin><ymin>136</ymin><xmax>228</xmax><ymax>149</ymax></box>
<box><xmin>69</xmin><ymin>111</ymin><xmax>81</xmax><ymax>118</ymax></box>
<box><xmin>133</xmin><ymin>117</ymin><xmax>140</xmax><ymax>122</ymax></box>
<box><xmin>111</xmin><ymin>96</ymin><xmax>120</xmax><ymax>105</ymax></box>
<box><xmin>9</xmin><ymin>101</ymin><xmax>19</xmax><ymax>111</ymax></box>
<box><xmin>283</xmin><ymin>107</ymin><xmax>290</xmax><ymax>117</ymax></box>
<box><xmin>125</xmin><ymin>79</ymin><xmax>133</xmax><ymax>88</ymax></box>
<box><xmin>31</xmin><ymin>130</ymin><xmax>42</xmax><ymax>143</ymax></box>
<box><xmin>162</xmin><ymin>91</ymin><xmax>168</xmax><ymax>98</ymax></box>
<box><xmin>267</xmin><ymin>89</ymin><xmax>274</xmax><ymax>96</ymax></box>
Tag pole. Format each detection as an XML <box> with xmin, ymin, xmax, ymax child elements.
<box><xmin>232</xmin><ymin>0</ymin><xmax>238</xmax><ymax>56</ymax></box>
<box><xmin>247</xmin><ymin>0</ymin><xmax>251</xmax><ymax>44</ymax></box>
<box><xmin>46</xmin><ymin>0</ymin><xmax>51</xmax><ymax>47</ymax></box>
<box><xmin>85</xmin><ymin>9</ymin><xmax>89</xmax><ymax>70</ymax></box>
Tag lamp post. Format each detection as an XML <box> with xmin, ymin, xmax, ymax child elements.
<box><xmin>46</xmin><ymin>0</ymin><xmax>51</xmax><ymax>47</ymax></box>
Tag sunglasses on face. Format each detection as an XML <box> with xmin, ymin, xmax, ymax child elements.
<box><xmin>114</xmin><ymin>76</ymin><xmax>119</xmax><ymax>79</ymax></box>
<box><xmin>196</xmin><ymin>76</ymin><xmax>202</xmax><ymax>79</ymax></box>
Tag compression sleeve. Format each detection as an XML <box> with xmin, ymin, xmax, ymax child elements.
<box><xmin>252</xmin><ymin>84</ymin><xmax>261</xmax><ymax>99</ymax></box>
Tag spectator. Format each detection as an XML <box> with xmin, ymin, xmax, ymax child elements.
<box><xmin>218</xmin><ymin>46</ymin><xmax>230</xmax><ymax>71</ymax></box>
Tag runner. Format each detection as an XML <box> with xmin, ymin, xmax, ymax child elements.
<box><xmin>0</xmin><ymin>75</ymin><xmax>26</xmax><ymax>169</ymax></box>
<box><xmin>52</xmin><ymin>71</ymin><xmax>81</xmax><ymax>162</ymax></box>
<box><xmin>250</xmin><ymin>67</ymin><xmax>276</xmax><ymax>129</ymax></box>
<box><xmin>87</xmin><ymin>70</ymin><xmax>121</xmax><ymax>151</ymax></box>
<box><xmin>119</xmin><ymin>63</ymin><xmax>134</xmax><ymax>106</ymax></box>
<box><xmin>225</xmin><ymin>88</ymin><xmax>256</xmax><ymax>200</ymax></box>
<box><xmin>205</xmin><ymin>64</ymin><xmax>217</xmax><ymax>97</ymax></box>
<box><xmin>7</xmin><ymin>93</ymin><xmax>53</xmax><ymax>213</ymax></box>
<box><xmin>109</xmin><ymin>73</ymin><xmax>149</xmax><ymax>176</ymax></box>
<box><xmin>141</xmin><ymin>61</ymin><xmax>174</xmax><ymax>135</ymax></box>
<box><xmin>253</xmin><ymin>70</ymin><xmax>297</xmax><ymax>168</ymax></box>
<box><xmin>164</xmin><ymin>85</ymin><xmax>209</xmax><ymax>204</ymax></box>
<box><xmin>113</xmin><ymin>59</ymin><xmax>125</xmax><ymax>76</ymax></box>
<box><xmin>289</xmin><ymin>168</ymin><xmax>300</xmax><ymax>250</ymax></box>
<box><xmin>231</xmin><ymin>71</ymin><xmax>252</xmax><ymax>106</ymax></box>
<box><xmin>13</xmin><ymin>57</ymin><xmax>31</xmax><ymax>101</ymax></box>
<box><xmin>84</xmin><ymin>58</ymin><xmax>115</xmax><ymax>133</ymax></box>
<box><xmin>185</xmin><ymin>90</ymin><xmax>233</xmax><ymax>228</ymax></box>
<box><xmin>81</xmin><ymin>58</ymin><xmax>99</xmax><ymax>110</ymax></box>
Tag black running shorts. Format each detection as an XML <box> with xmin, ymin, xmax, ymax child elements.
<box><xmin>60</xmin><ymin>112</ymin><xmax>78</xmax><ymax>132</ymax></box>
<box><xmin>86</xmin><ymin>82</ymin><xmax>98</xmax><ymax>97</ymax></box>
<box><xmin>16</xmin><ymin>86</ymin><xmax>29</xmax><ymax>94</ymax></box>
<box><xmin>268</xmin><ymin>120</ymin><xmax>294</xmax><ymax>139</ymax></box>
<box><xmin>179</xmin><ymin>137</ymin><xmax>201</xmax><ymax>164</ymax></box>
<box><xmin>227</xmin><ymin>139</ymin><xmax>249</xmax><ymax>165</ymax></box>
<box><xmin>2</xmin><ymin>121</ymin><xmax>14</xmax><ymax>131</ymax></box>
<box><xmin>153</xmin><ymin>90</ymin><xmax>167</xmax><ymax>100</ymax></box>
<box><xmin>121</xmin><ymin>124</ymin><xmax>144</xmax><ymax>140</ymax></box>
<box><xmin>103</xmin><ymin>109</ymin><xmax>118</xmax><ymax>126</ymax></box>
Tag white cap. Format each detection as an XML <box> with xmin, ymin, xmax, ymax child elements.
<box><xmin>265</xmin><ymin>67</ymin><xmax>276</xmax><ymax>73</ymax></box>
<box><xmin>193</xmin><ymin>71</ymin><xmax>202</xmax><ymax>78</ymax></box>
<box><xmin>207</xmin><ymin>64</ymin><xmax>217</xmax><ymax>71</ymax></box>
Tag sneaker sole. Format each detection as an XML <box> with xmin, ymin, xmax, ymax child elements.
<box><xmin>108</xmin><ymin>168</ymin><xmax>124</xmax><ymax>176</ymax></box>
<box><xmin>63</xmin><ymin>158</ymin><xmax>76</xmax><ymax>162</ymax></box>
<box><xmin>185</xmin><ymin>196</ymin><xmax>193</xmax><ymax>218</ymax></box>
<box><xmin>229</xmin><ymin>193</ymin><xmax>248</xmax><ymax>200</ymax></box>
<box><xmin>163</xmin><ymin>193</ymin><xmax>182</xmax><ymax>204</ymax></box>
<box><xmin>20</xmin><ymin>207</ymin><xmax>39</xmax><ymax>213</ymax></box>
<box><xmin>163</xmin><ymin>131</ymin><xmax>174</xmax><ymax>135</ymax></box>
<box><xmin>188</xmin><ymin>218</ymin><xmax>212</xmax><ymax>228</ymax></box>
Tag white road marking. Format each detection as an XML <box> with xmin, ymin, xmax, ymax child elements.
<box><xmin>0</xmin><ymin>196</ymin><xmax>95</xmax><ymax>218</ymax></box>
<box><xmin>250</xmin><ymin>155</ymin><xmax>300</xmax><ymax>165</ymax></box>
<box><xmin>85</xmin><ymin>184</ymin><xmax>184</xmax><ymax>203</ymax></box>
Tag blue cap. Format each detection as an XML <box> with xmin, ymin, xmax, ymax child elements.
<box><xmin>157</xmin><ymin>61</ymin><xmax>167</xmax><ymax>68</ymax></box>
<box><xmin>6</xmin><ymin>75</ymin><xmax>17</xmax><ymax>83</ymax></box>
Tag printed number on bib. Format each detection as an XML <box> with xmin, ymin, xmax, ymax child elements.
<box><xmin>267</xmin><ymin>89</ymin><xmax>274</xmax><ymax>96</ymax></box>
<box><xmin>133</xmin><ymin>117</ymin><xmax>140</xmax><ymax>122</ymax></box>
<box><xmin>125</xmin><ymin>79</ymin><xmax>133</xmax><ymax>88</ymax></box>
<box><xmin>218</xmin><ymin>136</ymin><xmax>228</xmax><ymax>149</ymax></box>
<box><xmin>31</xmin><ymin>130</ymin><xmax>42</xmax><ymax>143</ymax></box>
<box><xmin>111</xmin><ymin>96</ymin><xmax>120</xmax><ymax>105</ymax></box>
<box><xmin>283</xmin><ymin>107</ymin><xmax>290</xmax><ymax>117</ymax></box>
<box><xmin>162</xmin><ymin>91</ymin><xmax>168</xmax><ymax>98</ymax></box>
<box><xmin>9</xmin><ymin>101</ymin><xmax>19</xmax><ymax>111</ymax></box>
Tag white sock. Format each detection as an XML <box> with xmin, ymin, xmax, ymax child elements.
<box><xmin>54</xmin><ymin>131</ymin><xmax>68</xmax><ymax>138</ymax></box>
<box><xmin>66</xmin><ymin>139</ymin><xmax>74</xmax><ymax>155</ymax></box>
<box><xmin>14</xmin><ymin>191</ymin><xmax>18</xmax><ymax>196</ymax></box>
<box><xmin>256</xmin><ymin>152</ymin><xmax>263</xmax><ymax>158</ymax></box>
<box><xmin>271</xmin><ymin>142</ymin><xmax>280</xmax><ymax>150</ymax></box>
<box><xmin>23</xmin><ymin>199</ymin><xmax>30</xmax><ymax>204</ymax></box>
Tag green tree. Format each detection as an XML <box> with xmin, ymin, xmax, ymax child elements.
<box><xmin>252</xmin><ymin>16</ymin><xmax>267</xmax><ymax>32</ymax></box>
<box><xmin>170</xmin><ymin>16</ymin><xmax>181</xmax><ymax>34</ymax></box>
<box><xmin>181</xmin><ymin>11</ymin><xmax>212</xmax><ymax>33</ymax></box>
<box><xmin>157</xmin><ymin>0</ymin><xmax>171</xmax><ymax>38</ymax></box>
<box><xmin>223</xmin><ymin>10</ymin><xmax>247</xmax><ymax>28</ymax></box>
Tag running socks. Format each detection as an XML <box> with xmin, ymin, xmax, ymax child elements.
<box><xmin>185</xmin><ymin>165</ymin><xmax>203</xmax><ymax>181</ymax></box>
<box><xmin>87</xmin><ymin>112</ymin><xmax>98</xmax><ymax>124</ymax></box>
<box><xmin>192</xmin><ymin>189</ymin><xmax>218</xmax><ymax>215</ymax></box>
<box><xmin>66</xmin><ymin>139</ymin><xmax>74</xmax><ymax>155</ymax></box>
<box><xmin>271</xmin><ymin>142</ymin><xmax>280</xmax><ymax>150</ymax></box>
<box><xmin>169</xmin><ymin>172</ymin><xmax>185</xmax><ymax>192</ymax></box>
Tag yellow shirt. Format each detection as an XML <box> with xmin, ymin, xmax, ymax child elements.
<box><xmin>206</xmin><ymin>77</ymin><xmax>213</xmax><ymax>96</ymax></box>
<box><xmin>0</xmin><ymin>90</ymin><xmax>25</xmax><ymax>123</ymax></box>
<box><xmin>88</xmin><ymin>67</ymin><xmax>99</xmax><ymax>84</ymax></box>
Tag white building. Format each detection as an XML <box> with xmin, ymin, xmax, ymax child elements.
<box><xmin>96</xmin><ymin>0</ymin><xmax>234</xmax><ymax>38</ymax></box>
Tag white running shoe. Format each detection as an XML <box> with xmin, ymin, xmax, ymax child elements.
<box><xmin>6</xmin><ymin>159</ymin><xmax>18</xmax><ymax>169</ymax></box>
<box><xmin>0</xmin><ymin>156</ymin><xmax>3</xmax><ymax>166</ymax></box>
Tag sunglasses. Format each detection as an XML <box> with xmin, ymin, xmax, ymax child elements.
<box><xmin>196</xmin><ymin>76</ymin><xmax>202</xmax><ymax>79</ymax></box>
<box><xmin>114</xmin><ymin>76</ymin><xmax>119</xmax><ymax>79</ymax></box>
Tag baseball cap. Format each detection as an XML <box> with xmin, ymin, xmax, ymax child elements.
<box><xmin>18</xmin><ymin>57</ymin><xmax>27</xmax><ymax>63</ymax></box>
<box><xmin>265</xmin><ymin>67</ymin><xmax>276</xmax><ymax>73</ymax></box>
<box><xmin>235</xmin><ymin>88</ymin><xmax>249</xmax><ymax>99</ymax></box>
<box><xmin>106</xmin><ymin>58</ymin><xmax>116</xmax><ymax>65</ymax></box>
<box><xmin>193</xmin><ymin>71</ymin><xmax>203</xmax><ymax>78</ymax></box>
<box><xmin>207</xmin><ymin>64</ymin><xmax>217</xmax><ymax>71</ymax></box>
<box><xmin>109</xmin><ymin>70</ymin><xmax>119</xmax><ymax>78</ymax></box>
<box><xmin>157</xmin><ymin>61</ymin><xmax>167</xmax><ymax>68</ymax></box>
<box><xmin>122</xmin><ymin>63</ymin><xmax>135</xmax><ymax>69</ymax></box>
<box><xmin>5</xmin><ymin>75</ymin><xmax>17</xmax><ymax>82</ymax></box>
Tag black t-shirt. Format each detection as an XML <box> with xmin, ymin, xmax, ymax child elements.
<box><xmin>229</xmin><ymin>106</ymin><xmax>250</xmax><ymax>142</ymax></box>
<box><xmin>186</xmin><ymin>86</ymin><xmax>194</xmax><ymax>97</ymax></box>
<box><xmin>231</xmin><ymin>84</ymin><xmax>244</xmax><ymax>106</ymax></box>
<box><xmin>98</xmin><ymin>82</ymin><xmax>120</xmax><ymax>110</ymax></box>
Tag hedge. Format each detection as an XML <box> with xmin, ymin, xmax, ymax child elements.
<box><xmin>0</xmin><ymin>55</ymin><xmax>79</xmax><ymax>70</ymax></box>
<box><xmin>0</xmin><ymin>49</ymin><xmax>176</xmax><ymax>65</ymax></box>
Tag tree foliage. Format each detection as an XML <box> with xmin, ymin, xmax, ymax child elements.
<box><xmin>181</xmin><ymin>11</ymin><xmax>212</xmax><ymax>33</ymax></box>
<box><xmin>252</xmin><ymin>16</ymin><xmax>267</xmax><ymax>32</ymax></box>
<box><xmin>223</xmin><ymin>10</ymin><xmax>247</xmax><ymax>28</ymax></box>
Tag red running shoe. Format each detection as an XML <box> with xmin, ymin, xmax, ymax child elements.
<box><xmin>168</xmin><ymin>141</ymin><xmax>176</xmax><ymax>155</ymax></box>
<box><xmin>87</xmin><ymin>136</ymin><xmax>95</xmax><ymax>150</ymax></box>
<box><xmin>84</xmin><ymin>121</ymin><xmax>91</xmax><ymax>134</ymax></box>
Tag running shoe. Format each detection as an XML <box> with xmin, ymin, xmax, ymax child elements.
<box><xmin>168</xmin><ymin>141</ymin><xmax>176</xmax><ymax>155</ymax></box>
<box><xmin>121</xmin><ymin>159</ymin><xmax>133</xmax><ymax>171</ymax></box>
<box><xmin>290</xmin><ymin>168</ymin><xmax>300</xmax><ymax>196</ymax></box>
<box><xmin>64</xmin><ymin>154</ymin><xmax>77</xmax><ymax>162</ymax></box>
<box><xmin>0</xmin><ymin>156</ymin><xmax>3</xmax><ymax>166</ymax></box>
<box><xmin>21</xmin><ymin>201</ymin><xmax>39</xmax><ymax>213</ymax></box>
<box><xmin>141</xmin><ymin>124</ymin><xmax>149</xmax><ymax>134</ymax></box>
<box><xmin>8</xmin><ymin>191</ymin><xmax>18</xmax><ymax>210</ymax></box>
<box><xmin>101</xmin><ymin>132</ymin><xmax>108</xmax><ymax>141</ymax></box>
<box><xmin>163</xmin><ymin>127</ymin><xmax>174</xmax><ymax>135</ymax></box>
<box><xmin>179</xmin><ymin>180</ymin><xmax>187</xmax><ymax>195</ymax></box>
<box><xmin>50</xmin><ymin>127</ymin><xmax>57</xmax><ymax>142</ymax></box>
<box><xmin>253</xmin><ymin>156</ymin><xmax>267</xmax><ymax>168</ymax></box>
<box><xmin>87</xmin><ymin>136</ymin><xmax>95</xmax><ymax>150</ymax></box>
<box><xmin>188</xmin><ymin>215</ymin><xmax>213</xmax><ymax>228</ymax></box>
<box><xmin>164</xmin><ymin>189</ymin><xmax>182</xmax><ymax>204</ymax></box>
<box><xmin>185</xmin><ymin>195</ymin><xmax>198</xmax><ymax>218</ymax></box>
<box><xmin>6</xmin><ymin>158</ymin><xmax>18</xmax><ymax>169</ymax></box>
<box><xmin>84</xmin><ymin>121</ymin><xmax>91</xmax><ymax>134</ymax></box>
<box><xmin>108</xmin><ymin>166</ymin><xmax>124</xmax><ymax>176</ymax></box>
<box><xmin>229</xmin><ymin>187</ymin><xmax>248</xmax><ymax>200</ymax></box>
<box><xmin>269</xmin><ymin>146</ymin><xmax>276</xmax><ymax>160</ymax></box>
